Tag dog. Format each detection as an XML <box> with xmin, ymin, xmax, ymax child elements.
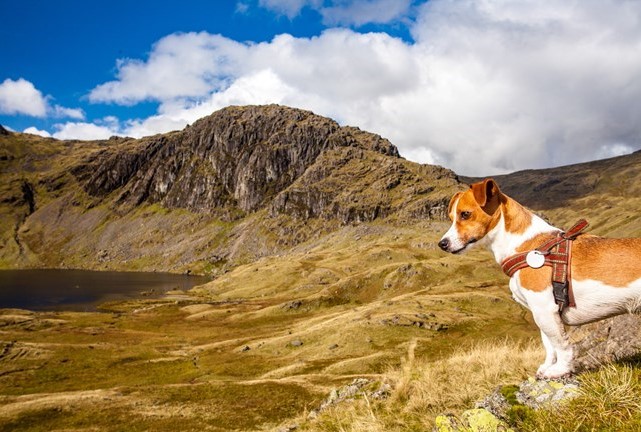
<box><xmin>438</xmin><ymin>178</ymin><xmax>641</xmax><ymax>379</ymax></box>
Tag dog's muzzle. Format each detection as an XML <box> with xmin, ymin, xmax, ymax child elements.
<box><xmin>438</xmin><ymin>237</ymin><xmax>477</xmax><ymax>254</ymax></box>
<box><xmin>438</xmin><ymin>238</ymin><xmax>451</xmax><ymax>251</ymax></box>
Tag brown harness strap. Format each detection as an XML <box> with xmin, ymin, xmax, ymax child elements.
<box><xmin>500</xmin><ymin>219</ymin><xmax>589</xmax><ymax>311</ymax></box>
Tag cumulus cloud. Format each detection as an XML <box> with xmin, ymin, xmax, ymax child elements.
<box><xmin>23</xmin><ymin>126</ymin><xmax>51</xmax><ymax>137</ymax></box>
<box><xmin>89</xmin><ymin>32</ymin><xmax>247</xmax><ymax>105</ymax></box>
<box><xmin>86</xmin><ymin>0</ymin><xmax>641</xmax><ymax>175</ymax></box>
<box><xmin>0</xmin><ymin>78</ymin><xmax>85</xmax><ymax>120</ymax></box>
<box><xmin>52</xmin><ymin>121</ymin><xmax>116</xmax><ymax>140</ymax></box>
<box><xmin>0</xmin><ymin>78</ymin><xmax>48</xmax><ymax>117</ymax></box>
<box><xmin>400</xmin><ymin>0</ymin><xmax>641</xmax><ymax>174</ymax></box>
<box><xmin>52</xmin><ymin>105</ymin><xmax>85</xmax><ymax>120</ymax></box>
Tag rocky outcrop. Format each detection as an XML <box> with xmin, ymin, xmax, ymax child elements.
<box><xmin>72</xmin><ymin>105</ymin><xmax>409</xmax><ymax>218</ymax></box>
<box><xmin>435</xmin><ymin>377</ymin><xmax>580</xmax><ymax>432</ymax></box>
<box><xmin>571</xmin><ymin>314</ymin><xmax>641</xmax><ymax>371</ymax></box>
<box><xmin>0</xmin><ymin>125</ymin><xmax>9</xmax><ymax>135</ymax></box>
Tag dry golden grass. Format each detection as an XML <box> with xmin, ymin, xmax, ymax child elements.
<box><xmin>299</xmin><ymin>338</ymin><xmax>542</xmax><ymax>431</ymax></box>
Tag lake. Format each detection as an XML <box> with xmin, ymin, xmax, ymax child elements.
<box><xmin>0</xmin><ymin>269</ymin><xmax>210</xmax><ymax>312</ymax></box>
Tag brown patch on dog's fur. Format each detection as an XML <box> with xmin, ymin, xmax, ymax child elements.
<box><xmin>502</xmin><ymin>198</ymin><xmax>532</xmax><ymax>235</ymax></box>
<box><xmin>572</xmin><ymin>236</ymin><xmax>641</xmax><ymax>287</ymax></box>
<box><xmin>515</xmin><ymin>233</ymin><xmax>556</xmax><ymax>292</ymax></box>
<box><xmin>513</xmin><ymin>234</ymin><xmax>641</xmax><ymax>291</ymax></box>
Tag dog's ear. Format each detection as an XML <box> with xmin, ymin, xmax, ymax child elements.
<box><xmin>471</xmin><ymin>178</ymin><xmax>501</xmax><ymax>215</ymax></box>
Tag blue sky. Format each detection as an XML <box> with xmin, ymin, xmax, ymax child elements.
<box><xmin>1</xmin><ymin>0</ymin><xmax>641</xmax><ymax>175</ymax></box>
<box><xmin>0</xmin><ymin>1</ymin><xmax>334</xmax><ymax>130</ymax></box>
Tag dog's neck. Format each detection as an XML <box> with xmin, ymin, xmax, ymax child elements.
<box><xmin>484</xmin><ymin>195</ymin><xmax>557</xmax><ymax>264</ymax></box>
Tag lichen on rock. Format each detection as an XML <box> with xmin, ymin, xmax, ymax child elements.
<box><xmin>434</xmin><ymin>408</ymin><xmax>514</xmax><ymax>432</ymax></box>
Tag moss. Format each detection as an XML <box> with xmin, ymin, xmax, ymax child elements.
<box><xmin>500</xmin><ymin>384</ymin><xmax>520</xmax><ymax>406</ymax></box>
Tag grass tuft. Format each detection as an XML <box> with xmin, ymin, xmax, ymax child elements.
<box><xmin>517</xmin><ymin>364</ymin><xmax>641</xmax><ymax>431</ymax></box>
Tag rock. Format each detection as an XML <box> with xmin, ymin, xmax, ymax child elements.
<box><xmin>309</xmin><ymin>378</ymin><xmax>374</xmax><ymax>419</ymax></box>
<box><xmin>570</xmin><ymin>314</ymin><xmax>641</xmax><ymax>371</ymax></box>
<box><xmin>516</xmin><ymin>377</ymin><xmax>580</xmax><ymax>409</ymax></box>
<box><xmin>289</xmin><ymin>339</ymin><xmax>303</xmax><ymax>347</ymax></box>
<box><xmin>370</xmin><ymin>383</ymin><xmax>392</xmax><ymax>400</ymax></box>
<box><xmin>74</xmin><ymin>105</ymin><xmax>400</xmax><ymax>214</ymax></box>
<box><xmin>0</xmin><ymin>125</ymin><xmax>9</xmax><ymax>135</ymax></box>
<box><xmin>476</xmin><ymin>386</ymin><xmax>513</xmax><ymax>420</ymax></box>
<box><xmin>380</xmin><ymin>313</ymin><xmax>449</xmax><ymax>331</ymax></box>
<box><xmin>475</xmin><ymin>377</ymin><xmax>579</xmax><ymax>425</ymax></box>
<box><xmin>282</xmin><ymin>300</ymin><xmax>303</xmax><ymax>310</ymax></box>
<box><xmin>434</xmin><ymin>409</ymin><xmax>514</xmax><ymax>432</ymax></box>
<box><xmin>328</xmin><ymin>343</ymin><xmax>339</xmax><ymax>350</ymax></box>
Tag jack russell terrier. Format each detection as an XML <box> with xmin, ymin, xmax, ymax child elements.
<box><xmin>438</xmin><ymin>178</ymin><xmax>641</xmax><ymax>379</ymax></box>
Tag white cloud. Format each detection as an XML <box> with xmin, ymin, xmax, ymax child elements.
<box><xmin>23</xmin><ymin>126</ymin><xmax>51</xmax><ymax>137</ymax></box>
<box><xmin>89</xmin><ymin>32</ymin><xmax>247</xmax><ymax>105</ymax></box>
<box><xmin>401</xmin><ymin>0</ymin><xmax>641</xmax><ymax>174</ymax></box>
<box><xmin>52</xmin><ymin>105</ymin><xmax>85</xmax><ymax>120</ymax></box>
<box><xmin>0</xmin><ymin>78</ymin><xmax>48</xmax><ymax>117</ymax></box>
<box><xmin>52</xmin><ymin>122</ymin><xmax>116</xmax><ymax>140</ymax></box>
<box><xmin>0</xmin><ymin>78</ymin><xmax>85</xmax><ymax>121</ymax></box>
<box><xmin>85</xmin><ymin>0</ymin><xmax>641</xmax><ymax>175</ymax></box>
<box><xmin>235</xmin><ymin>2</ymin><xmax>250</xmax><ymax>14</ymax></box>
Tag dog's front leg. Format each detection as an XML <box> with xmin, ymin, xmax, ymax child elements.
<box><xmin>528</xmin><ymin>294</ymin><xmax>574</xmax><ymax>379</ymax></box>
<box><xmin>538</xmin><ymin>330</ymin><xmax>557</xmax><ymax>374</ymax></box>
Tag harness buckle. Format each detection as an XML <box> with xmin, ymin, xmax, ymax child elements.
<box><xmin>553</xmin><ymin>280</ymin><xmax>569</xmax><ymax>312</ymax></box>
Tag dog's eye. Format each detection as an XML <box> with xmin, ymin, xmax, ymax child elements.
<box><xmin>460</xmin><ymin>211</ymin><xmax>472</xmax><ymax>220</ymax></box>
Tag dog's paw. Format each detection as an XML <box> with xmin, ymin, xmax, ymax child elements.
<box><xmin>535</xmin><ymin>363</ymin><xmax>553</xmax><ymax>378</ymax></box>
<box><xmin>536</xmin><ymin>363</ymin><xmax>573</xmax><ymax>380</ymax></box>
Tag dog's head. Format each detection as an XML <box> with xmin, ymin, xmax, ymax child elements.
<box><xmin>438</xmin><ymin>178</ymin><xmax>504</xmax><ymax>254</ymax></box>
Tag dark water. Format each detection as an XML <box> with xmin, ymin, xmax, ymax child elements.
<box><xmin>0</xmin><ymin>269</ymin><xmax>210</xmax><ymax>312</ymax></box>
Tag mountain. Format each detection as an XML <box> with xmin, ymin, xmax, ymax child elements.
<box><xmin>0</xmin><ymin>104</ymin><xmax>460</xmax><ymax>273</ymax></box>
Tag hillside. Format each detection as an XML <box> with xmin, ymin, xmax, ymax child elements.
<box><xmin>0</xmin><ymin>104</ymin><xmax>459</xmax><ymax>273</ymax></box>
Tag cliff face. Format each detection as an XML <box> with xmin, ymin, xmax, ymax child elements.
<box><xmin>0</xmin><ymin>105</ymin><xmax>460</xmax><ymax>272</ymax></box>
<box><xmin>72</xmin><ymin>105</ymin><xmax>408</xmax><ymax>218</ymax></box>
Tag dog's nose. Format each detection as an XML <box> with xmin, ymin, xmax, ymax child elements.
<box><xmin>438</xmin><ymin>238</ymin><xmax>450</xmax><ymax>251</ymax></box>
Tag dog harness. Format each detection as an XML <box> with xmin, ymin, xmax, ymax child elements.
<box><xmin>500</xmin><ymin>219</ymin><xmax>589</xmax><ymax>311</ymax></box>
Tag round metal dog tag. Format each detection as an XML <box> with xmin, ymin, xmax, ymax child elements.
<box><xmin>526</xmin><ymin>250</ymin><xmax>545</xmax><ymax>269</ymax></box>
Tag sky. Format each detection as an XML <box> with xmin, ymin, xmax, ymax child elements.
<box><xmin>1</xmin><ymin>0</ymin><xmax>641</xmax><ymax>176</ymax></box>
